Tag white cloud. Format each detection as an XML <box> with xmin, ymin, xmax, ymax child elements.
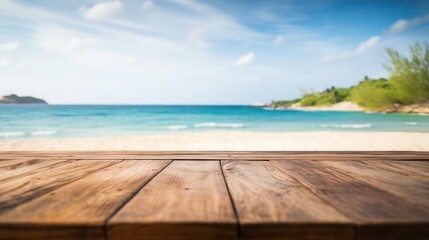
<box><xmin>141</xmin><ymin>0</ymin><xmax>154</xmax><ymax>10</ymax></box>
<box><xmin>389</xmin><ymin>19</ymin><xmax>409</xmax><ymax>33</ymax></box>
<box><xmin>234</xmin><ymin>52</ymin><xmax>255</xmax><ymax>66</ymax></box>
<box><xmin>82</xmin><ymin>1</ymin><xmax>123</xmax><ymax>21</ymax></box>
<box><xmin>1</xmin><ymin>0</ymin><xmax>265</xmax><ymax>51</ymax></box>
<box><xmin>0</xmin><ymin>41</ymin><xmax>19</xmax><ymax>51</ymax></box>
<box><xmin>0</xmin><ymin>58</ymin><xmax>11</xmax><ymax>67</ymax></box>
<box><xmin>35</xmin><ymin>26</ymin><xmax>97</xmax><ymax>54</ymax></box>
<box><xmin>170</xmin><ymin>0</ymin><xmax>268</xmax><ymax>48</ymax></box>
<box><xmin>34</xmin><ymin>26</ymin><xmax>135</xmax><ymax>71</ymax></box>
<box><xmin>187</xmin><ymin>28</ymin><xmax>211</xmax><ymax>48</ymax></box>
<box><xmin>321</xmin><ymin>36</ymin><xmax>380</xmax><ymax>63</ymax></box>
<box><xmin>389</xmin><ymin>13</ymin><xmax>429</xmax><ymax>33</ymax></box>
<box><xmin>65</xmin><ymin>37</ymin><xmax>98</xmax><ymax>51</ymax></box>
<box><xmin>355</xmin><ymin>36</ymin><xmax>380</xmax><ymax>54</ymax></box>
<box><xmin>273</xmin><ymin>35</ymin><xmax>284</xmax><ymax>45</ymax></box>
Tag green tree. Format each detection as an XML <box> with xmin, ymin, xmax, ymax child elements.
<box><xmin>384</xmin><ymin>42</ymin><xmax>429</xmax><ymax>104</ymax></box>
<box><xmin>350</xmin><ymin>78</ymin><xmax>396</xmax><ymax>110</ymax></box>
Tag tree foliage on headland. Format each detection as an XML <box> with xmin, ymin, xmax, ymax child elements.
<box><xmin>271</xmin><ymin>42</ymin><xmax>429</xmax><ymax>111</ymax></box>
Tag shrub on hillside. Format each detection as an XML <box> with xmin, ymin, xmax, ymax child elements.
<box><xmin>385</xmin><ymin>42</ymin><xmax>429</xmax><ymax>104</ymax></box>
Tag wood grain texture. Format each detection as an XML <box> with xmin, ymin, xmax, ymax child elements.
<box><xmin>321</xmin><ymin>160</ymin><xmax>429</xmax><ymax>211</ymax></box>
<box><xmin>222</xmin><ymin>160</ymin><xmax>353</xmax><ymax>240</ymax></box>
<box><xmin>271</xmin><ymin>160</ymin><xmax>429</xmax><ymax>240</ymax></box>
<box><xmin>0</xmin><ymin>160</ymin><xmax>120</xmax><ymax>214</ymax></box>
<box><xmin>361</xmin><ymin>160</ymin><xmax>429</xmax><ymax>179</ymax></box>
<box><xmin>108</xmin><ymin>160</ymin><xmax>237</xmax><ymax>240</ymax></box>
<box><xmin>0</xmin><ymin>160</ymin><xmax>171</xmax><ymax>240</ymax></box>
<box><xmin>0</xmin><ymin>158</ymin><xmax>39</xmax><ymax>168</ymax></box>
<box><xmin>0</xmin><ymin>152</ymin><xmax>428</xmax><ymax>240</ymax></box>
<box><xmin>0</xmin><ymin>159</ymin><xmax>74</xmax><ymax>183</ymax></box>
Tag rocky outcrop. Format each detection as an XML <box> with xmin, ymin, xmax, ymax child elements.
<box><xmin>388</xmin><ymin>102</ymin><xmax>429</xmax><ymax>114</ymax></box>
<box><xmin>0</xmin><ymin>94</ymin><xmax>47</xmax><ymax>104</ymax></box>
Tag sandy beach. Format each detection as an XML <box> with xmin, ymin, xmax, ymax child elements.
<box><xmin>269</xmin><ymin>101</ymin><xmax>364</xmax><ymax>112</ymax></box>
<box><xmin>1</xmin><ymin>131</ymin><xmax>428</xmax><ymax>151</ymax></box>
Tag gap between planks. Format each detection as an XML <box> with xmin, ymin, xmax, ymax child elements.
<box><xmin>102</xmin><ymin>160</ymin><xmax>173</xmax><ymax>240</ymax></box>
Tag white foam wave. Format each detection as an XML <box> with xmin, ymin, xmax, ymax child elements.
<box><xmin>263</xmin><ymin>107</ymin><xmax>285</xmax><ymax>111</ymax></box>
<box><xmin>165</xmin><ymin>125</ymin><xmax>188</xmax><ymax>130</ymax></box>
<box><xmin>194</xmin><ymin>122</ymin><xmax>247</xmax><ymax>128</ymax></box>
<box><xmin>0</xmin><ymin>131</ymin><xmax>26</xmax><ymax>138</ymax></box>
<box><xmin>32</xmin><ymin>130</ymin><xmax>58</xmax><ymax>136</ymax></box>
<box><xmin>405</xmin><ymin>122</ymin><xmax>417</xmax><ymax>125</ymax></box>
<box><xmin>321</xmin><ymin>123</ymin><xmax>372</xmax><ymax>129</ymax></box>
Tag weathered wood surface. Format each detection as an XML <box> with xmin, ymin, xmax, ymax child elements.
<box><xmin>109</xmin><ymin>161</ymin><xmax>237</xmax><ymax>240</ymax></box>
<box><xmin>271</xmin><ymin>160</ymin><xmax>429</xmax><ymax>240</ymax></box>
<box><xmin>0</xmin><ymin>160</ymin><xmax>170</xmax><ymax>240</ymax></box>
<box><xmin>222</xmin><ymin>160</ymin><xmax>353</xmax><ymax>240</ymax></box>
<box><xmin>0</xmin><ymin>160</ymin><xmax>120</xmax><ymax>214</ymax></box>
<box><xmin>0</xmin><ymin>151</ymin><xmax>428</xmax><ymax>240</ymax></box>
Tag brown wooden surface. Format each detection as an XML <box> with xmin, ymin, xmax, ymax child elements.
<box><xmin>0</xmin><ymin>160</ymin><xmax>120</xmax><ymax>214</ymax></box>
<box><xmin>0</xmin><ymin>160</ymin><xmax>170</xmax><ymax>240</ymax></box>
<box><xmin>0</xmin><ymin>151</ymin><xmax>428</xmax><ymax>240</ymax></box>
<box><xmin>320</xmin><ymin>160</ymin><xmax>429</xmax><ymax>210</ymax></box>
<box><xmin>221</xmin><ymin>160</ymin><xmax>353</xmax><ymax>240</ymax></box>
<box><xmin>1</xmin><ymin>151</ymin><xmax>429</xmax><ymax>161</ymax></box>
<box><xmin>271</xmin><ymin>160</ymin><xmax>429</xmax><ymax>240</ymax></box>
<box><xmin>108</xmin><ymin>161</ymin><xmax>237</xmax><ymax>240</ymax></box>
<box><xmin>361</xmin><ymin>160</ymin><xmax>429</xmax><ymax>178</ymax></box>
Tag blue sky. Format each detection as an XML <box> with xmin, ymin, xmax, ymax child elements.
<box><xmin>0</xmin><ymin>0</ymin><xmax>428</xmax><ymax>104</ymax></box>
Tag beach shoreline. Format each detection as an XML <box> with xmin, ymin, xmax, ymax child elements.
<box><xmin>1</xmin><ymin>131</ymin><xmax>428</xmax><ymax>151</ymax></box>
<box><xmin>265</xmin><ymin>101</ymin><xmax>429</xmax><ymax>114</ymax></box>
<box><xmin>265</xmin><ymin>101</ymin><xmax>364</xmax><ymax>112</ymax></box>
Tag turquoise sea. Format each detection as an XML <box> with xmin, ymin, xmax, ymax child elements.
<box><xmin>0</xmin><ymin>105</ymin><xmax>428</xmax><ymax>139</ymax></box>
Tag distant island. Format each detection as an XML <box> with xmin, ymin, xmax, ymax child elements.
<box><xmin>0</xmin><ymin>94</ymin><xmax>47</xmax><ymax>104</ymax></box>
<box><xmin>268</xmin><ymin>42</ymin><xmax>429</xmax><ymax>114</ymax></box>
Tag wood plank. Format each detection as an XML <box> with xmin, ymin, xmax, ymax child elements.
<box><xmin>108</xmin><ymin>160</ymin><xmax>237</xmax><ymax>240</ymax></box>
<box><xmin>222</xmin><ymin>160</ymin><xmax>353</xmax><ymax>240</ymax></box>
<box><xmin>271</xmin><ymin>160</ymin><xmax>429</xmax><ymax>240</ymax></box>
<box><xmin>361</xmin><ymin>160</ymin><xmax>429</xmax><ymax>178</ymax></box>
<box><xmin>0</xmin><ymin>159</ymin><xmax>75</xmax><ymax>183</ymax></box>
<box><xmin>1</xmin><ymin>151</ymin><xmax>429</xmax><ymax>160</ymax></box>
<box><xmin>0</xmin><ymin>158</ymin><xmax>38</xmax><ymax>168</ymax></box>
<box><xmin>0</xmin><ymin>160</ymin><xmax>171</xmax><ymax>240</ymax></box>
<box><xmin>0</xmin><ymin>152</ymin><xmax>427</xmax><ymax>239</ymax></box>
<box><xmin>0</xmin><ymin>160</ymin><xmax>120</xmax><ymax>214</ymax></box>
<box><xmin>321</xmin><ymin>160</ymin><xmax>429</xmax><ymax>210</ymax></box>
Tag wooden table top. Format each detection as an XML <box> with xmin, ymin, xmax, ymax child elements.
<box><xmin>0</xmin><ymin>151</ymin><xmax>428</xmax><ymax>240</ymax></box>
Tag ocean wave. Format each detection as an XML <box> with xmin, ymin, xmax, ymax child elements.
<box><xmin>194</xmin><ymin>122</ymin><xmax>247</xmax><ymax>128</ymax></box>
<box><xmin>405</xmin><ymin>122</ymin><xmax>417</xmax><ymax>125</ymax></box>
<box><xmin>321</xmin><ymin>123</ymin><xmax>372</xmax><ymax>129</ymax></box>
<box><xmin>0</xmin><ymin>131</ymin><xmax>26</xmax><ymax>138</ymax></box>
<box><xmin>32</xmin><ymin>130</ymin><xmax>58</xmax><ymax>136</ymax></box>
<box><xmin>263</xmin><ymin>108</ymin><xmax>286</xmax><ymax>111</ymax></box>
<box><xmin>165</xmin><ymin>125</ymin><xmax>188</xmax><ymax>130</ymax></box>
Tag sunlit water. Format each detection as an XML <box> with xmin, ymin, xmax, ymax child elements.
<box><xmin>0</xmin><ymin>105</ymin><xmax>428</xmax><ymax>139</ymax></box>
